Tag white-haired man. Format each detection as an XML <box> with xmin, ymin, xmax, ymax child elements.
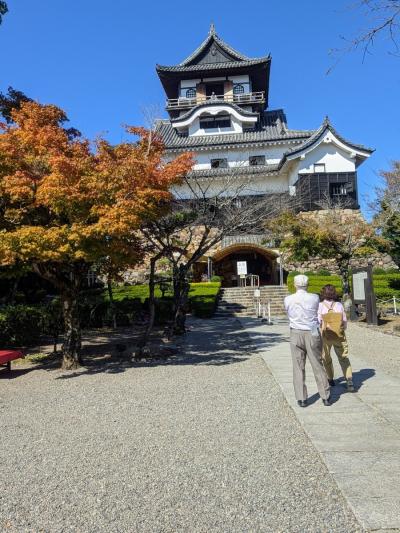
<box><xmin>284</xmin><ymin>274</ymin><xmax>331</xmax><ymax>407</ymax></box>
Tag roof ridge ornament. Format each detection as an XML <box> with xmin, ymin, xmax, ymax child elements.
<box><xmin>209</xmin><ymin>22</ymin><xmax>216</xmax><ymax>35</ymax></box>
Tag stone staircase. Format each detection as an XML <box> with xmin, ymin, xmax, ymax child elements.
<box><xmin>215</xmin><ymin>286</ymin><xmax>289</xmax><ymax>318</ymax></box>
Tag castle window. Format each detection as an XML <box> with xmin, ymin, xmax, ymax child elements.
<box><xmin>185</xmin><ymin>88</ymin><xmax>196</xmax><ymax>99</ymax></box>
<box><xmin>233</xmin><ymin>84</ymin><xmax>245</xmax><ymax>95</ymax></box>
<box><xmin>200</xmin><ymin>114</ymin><xmax>231</xmax><ymax>130</ymax></box>
<box><xmin>314</xmin><ymin>163</ymin><xmax>326</xmax><ymax>173</ymax></box>
<box><xmin>249</xmin><ymin>155</ymin><xmax>266</xmax><ymax>166</ymax></box>
<box><xmin>211</xmin><ymin>158</ymin><xmax>228</xmax><ymax>169</ymax></box>
<box><xmin>330</xmin><ymin>182</ymin><xmax>347</xmax><ymax>197</ymax></box>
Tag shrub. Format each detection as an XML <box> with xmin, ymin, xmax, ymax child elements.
<box><xmin>317</xmin><ymin>268</ymin><xmax>331</xmax><ymax>276</ymax></box>
<box><xmin>373</xmin><ymin>267</ymin><xmax>386</xmax><ymax>274</ymax></box>
<box><xmin>0</xmin><ymin>305</ymin><xmax>44</xmax><ymax>347</ymax></box>
<box><xmin>210</xmin><ymin>275</ymin><xmax>222</xmax><ymax>282</ymax></box>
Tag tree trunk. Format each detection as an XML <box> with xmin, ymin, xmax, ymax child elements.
<box><xmin>107</xmin><ymin>275</ymin><xmax>117</xmax><ymax>329</ymax></box>
<box><xmin>339</xmin><ymin>262</ymin><xmax>351</xmax><ymax>295</ymax></box>
<box><xmin>172</xmin><ymin>264</ymin><xmax>190</xmax><ymax>335</ymax></box>
<box><xmin>135</xmin><ymin>253</ymin><xmax>162</xmax><ymax>357</ymax></box>
<box><xmin>61</xmin><ymin>293</ymin><xmax>83</xmax><ymax>370</ymax></box>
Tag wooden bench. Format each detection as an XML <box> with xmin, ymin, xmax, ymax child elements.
<box><xmin>0</xmin><ymin>350</ymin><xmax>24</xmax><ymax>371</ymax></box>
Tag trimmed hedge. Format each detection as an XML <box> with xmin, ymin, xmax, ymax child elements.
<box><xmin>0</xmin><ymin>282</ymin><xmax>222</xmax><ymax>347</ymax></box>
<box><xmin>0</xmin><ymin>305</ymin><xmax>44</xmax><ymax>347</ymax></box>
<box><xmin>287</xmin><ymin>272</ymin><xmax>400</xmax><ymax>299</ymax></box>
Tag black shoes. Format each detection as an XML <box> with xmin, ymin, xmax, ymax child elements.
<box><xmin>328</xmin><ymin>379</ymin><xmax>335</xmax><ymax>387</ymax></box>
<box><xmin>297</xmin><ymin>400</ymin><xmax>307</xmax><ymax>408</ymax></box>
<box><xmin>347</xmin><ymin>379</ymin><xmax>355</xmax><ymax>392</ymax></box>
<box><xmin>322</xmin><ymin>396</ymin><xmax>332</xmax><ymax>406</ymax></box>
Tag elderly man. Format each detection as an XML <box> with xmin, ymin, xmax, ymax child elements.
<box><xmin>284</xmin><ymin>274</ymin><xmax>331</xmax><ymax>407</ymax></box>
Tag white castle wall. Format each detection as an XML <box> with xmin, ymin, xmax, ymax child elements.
<box><xmin>192</xmin><ymin>145</ymin><xmax>290</xmax><ymax>170</ymax></box>
<box><xmin>288</xmin><ymin>144</ymin><xmax>357</xmax><ymax>186</ymax></box>
<box><xmin>171</xmin><ymin>174</ymin><xmax>288</xmax><ymax>200</ymax></box>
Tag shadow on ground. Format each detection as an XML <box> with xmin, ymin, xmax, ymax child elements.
<box><xmin>306</xmin><ymin>368</ymin><xmax>376</xmax><ymax>405</ymax></box>
<box><xmin>1</xmin><ymin>317</ymin><xmax>287</xmax><ymax>380</ymax></box>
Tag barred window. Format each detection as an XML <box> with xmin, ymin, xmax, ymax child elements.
<box><xmin>233</xmin><ymin>84</ymin><xmax>245</xmax><ymax>94</ymax></box>
<box><xmin>330</xmin><ymin>182</ymin><xmax>347</xmax><ymax>196</ymax></box>
<box><xmin>200</xmin><ymin>114</ymin><xmax>231</xmax><ymax>129</ymax></box>
<box><xmin>210</xmin><ymin>158</ymin><xmax>228</xmax><ymax>169</ymax></box>
<box><xmin>185</xmin><ymin>88</ymin><xmax>196</xmax><ymax>99</ymax></box>
<box><xmin>249</xmin><ymin>155</ymin><xmax>266</xmax><ymax>166</ymax></box>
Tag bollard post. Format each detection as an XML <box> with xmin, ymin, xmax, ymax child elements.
<box><xmin>394</xmin><ymin>296</ymin><xmax>398</xmax><ymax>315</ymax></box>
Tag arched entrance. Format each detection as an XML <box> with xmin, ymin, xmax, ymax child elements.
<box><xmin>212</xmin><ymin>244</ymin><xmax>280</xmax><ymax>287</ymax></box>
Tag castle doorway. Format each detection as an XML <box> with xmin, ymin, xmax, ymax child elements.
<box><xmin>211</xmin><ymin>245</ymin><xmax>280</xmax><ymax>287</ymax></box>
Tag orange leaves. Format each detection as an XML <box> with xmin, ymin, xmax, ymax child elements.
<box><xmin>0</xmin><ymin>100</ymin><xmax>194</xmax><ymax>271</ymax></box>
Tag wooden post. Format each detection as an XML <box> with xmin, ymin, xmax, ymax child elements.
<box><xmin>224</xmin><ymin>80</ymin><xmax>233</xmax><ymax>101</ymax></box>
<box><xmin>196</xmin><ymin>83</ymin><xmax>206</xmax><ymax>103</ymax></box>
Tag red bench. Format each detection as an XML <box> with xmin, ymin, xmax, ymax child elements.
<box><xmin>0</xmin><ymin>350</ymin><xmax>24</xmax><ymax>371</ymax></box>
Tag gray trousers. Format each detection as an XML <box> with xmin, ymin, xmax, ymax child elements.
<box><xmin>289</xmin><ymin>329</ymin><xmax>330</xmax><ymax>401</ymax></box>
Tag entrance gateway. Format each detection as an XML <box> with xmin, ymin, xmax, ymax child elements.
<box><xmin>193</xmin><ymin>243</ymin><xmax>283</xmax><ymax>287</ymax></box>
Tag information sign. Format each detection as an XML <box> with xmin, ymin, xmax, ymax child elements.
<box><xmin>237</xmin><ymin>261</ymin><xmax>247</xmax><ymax>276</ymax></box>
<box><xmin>352</xmin><ymin>271</ymin><xmax>368</xmax><ymax>302</ymax></box>
<box><xmin>351</xmin><ymin>266</ymin><xmax>378</xmax><ymax>325</ymax></box>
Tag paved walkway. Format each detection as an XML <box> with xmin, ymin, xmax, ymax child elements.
<box><xmin>1</xmin><ymin>317</ymin><xmax>360</xmax><ymax>532</ymax></box>
<box><xmin>240</xmin><ymin>317</ymin><xmax>400</xmax><ymax>532</ymax></box>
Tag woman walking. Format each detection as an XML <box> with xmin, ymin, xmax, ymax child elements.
<box><xmin>318</xmin><ymin>284</ymin><xmax>355</xmax><ymax>392</ymax></box>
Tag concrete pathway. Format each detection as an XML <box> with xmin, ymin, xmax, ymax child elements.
<box><xmin>240</xmin><ymin>317</ymin><xmax>400</xmax><ymax>532</ymax></box>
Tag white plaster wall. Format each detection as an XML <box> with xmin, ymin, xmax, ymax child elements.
<box><xmin>298</xmin><ymin>144</ymin><xmax>356</xmax><ymax>174</ymax></box>
<box><xmin>180</xmin><ymin>79</ymin><xmax>200</xmax><ymax>88</ymax></box>
<box><xmin>287</xmin><ymin>144</ymin><xmax>357</xmax><ymax>186</ymax></box>
<box><xmin>171</xmin><ymin>174</ymin><xmax>289</xmax><ymax>200</ymax></box>
<box><xmin>192</xmin><ymin>145</ymin><xmax>290</xmax><ymax>170</ymax></box>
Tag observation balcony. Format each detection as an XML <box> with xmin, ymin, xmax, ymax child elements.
<box><xmin>166</xmin><ymin>91</ymin><xmax>265</xmax><ymax>111</ymax></box>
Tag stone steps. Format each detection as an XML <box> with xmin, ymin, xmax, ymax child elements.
<box><xmin>216</xmin><ymin>285</ymin><xmax>289</xmax><ymax>317</ymax></box>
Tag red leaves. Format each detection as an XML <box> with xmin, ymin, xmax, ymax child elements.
<box><xmin>0</xmin><ymin>100</ymin><xmax>193</xmax><ymax>270</ymax></box>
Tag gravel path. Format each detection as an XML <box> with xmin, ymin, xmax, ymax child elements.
<box><xmin>346</xmin><ymin>322</ymin><xmax>400</xmax><ymax>378</ymax></box>
<box><xmin>0</xmin><ymin>317</ymin><xmax>361</xmax><ymax>532</ymax></box>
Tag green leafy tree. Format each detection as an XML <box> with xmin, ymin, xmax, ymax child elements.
<box><xmin>267</xmin><ymin>208</ymin><xmax>387</xmax><ymax>293</ymax></box>
<box><xmin>375</xmin><ymin>161</ymin><xmax>400</xmax><ymax>266</ymax></box>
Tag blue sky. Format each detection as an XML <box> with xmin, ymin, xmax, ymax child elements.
<box><xmin>1</xmin><ymin>0</ymin><xmax>399</xmax><ymax>214</ymax></box>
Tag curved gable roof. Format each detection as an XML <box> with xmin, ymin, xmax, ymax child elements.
<box><xmin>170</xmin><ymin>102</ymin><xmax>259</xmax><ymax>124</ymax></box>
<box><xmin>285</xmin><ymin>117</ymin><xmax>374</xmax><ymax>160</ymax></box>
<box><xmin>180</xmin><ymin>24</ymin><xmax>249</xmax><ymax>66</ymax></box>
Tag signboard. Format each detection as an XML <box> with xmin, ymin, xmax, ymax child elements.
<box><xmin>254</xmin><ymin>288</ymin><xmax>261</xmax><ymax>298</ymax></box>
<box><xmin>237</xmin><ymin>261</ymin><xmax>247</xmax><ymax>276</ymax></box>
<box><xmin>352</xmin><ymin>271</ymin><xmax>368</xmax><ymax>302</ymax></box>
<box><xmin>351</xmin><ymin>266</ymin><xmax>378</xmax><ymax>325</ymax></box>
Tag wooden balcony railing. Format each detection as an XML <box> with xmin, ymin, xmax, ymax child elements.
<box><xmin>166</xmin><ymin>91</ymin><xmax>265</xmax><ymax>110</ymax></box>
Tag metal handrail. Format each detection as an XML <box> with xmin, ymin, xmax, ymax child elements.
<box><xmin>166</xmin><ymin>91</ymin><xmax>265</xmax><ymax>110</ymax></box>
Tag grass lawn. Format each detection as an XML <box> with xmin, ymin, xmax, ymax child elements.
<box><xmin>105</xmin><ymin>282</ymin><xmax>221</xmax><ymax>318</ymax></box>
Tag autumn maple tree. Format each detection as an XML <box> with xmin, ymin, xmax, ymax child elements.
<box><xmin>267</xmin><ymin>207</ymin><xmax>387</xmax><ymax>293</ymax></box>
<box><xmin>0</xmin><ymin>101</ymin><xmax>192</xmax><ymax>369</ymax></box>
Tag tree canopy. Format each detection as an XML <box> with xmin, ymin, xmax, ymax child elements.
<box><xmin>375</xmin><ymin>160</ymin><xmax>400</xmax><ymax>265</ymax></box>
<box><xmin>267</xmin><ymin>208</ymin><xmax>387</xmax><ymax>292</ymax></box>
<box><xmin>0</xmin><ymin>100</ymin><xmax>193</xmax><ymax>368</ymax></box>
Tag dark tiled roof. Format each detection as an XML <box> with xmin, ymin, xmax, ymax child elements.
<box><xmin>294</xmin><ymin>116</ymin><xmax>374</xmax><ymax>155</ymax></box>
<box><xmin>171</xmin><ymin>102</ymin><xmax>259</xmax><ymax>123</ymax></box>
<box><xmin>156</xmin><ymin>57</ymin><xmax>270</xmax><ymax>74</ymax></box>
<box><xmin>179</xmin><ymin>24</ymin><xmax>250</xmax><ymax>65</ymax></box>
<box><xmin>188</xmin><ymin>163</ymin><xmax>280</xmax><ymax>178</ymax></box>
<box><xmin>157</xmin><ymin>109</ymin><xmax>313</xmax><ymax>151</ymax></box>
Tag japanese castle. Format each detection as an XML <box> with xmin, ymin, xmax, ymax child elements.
<box><xmin>155</xmin><ymin>25</ymin><xmax>373</xmax><ymax>287</ymax></box>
